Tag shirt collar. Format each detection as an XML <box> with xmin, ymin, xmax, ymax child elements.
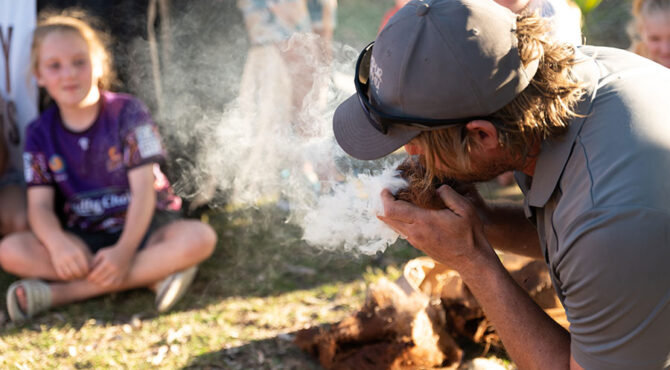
<box><xmin>523</xmin><ymin>47</ymin><xmax>601</xmax><ymax>208</ymax></box>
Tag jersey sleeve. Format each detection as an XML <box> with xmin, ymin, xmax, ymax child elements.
<box><xmin>120</xmin><ymin>98</ymin><xmax>167</xmax><ymax>169</ymax></box>
<box><xmin>23</xmin><ymin>123</ymin><xmax>53</xmax><ymax>186</ymax></box>
<box><xmin>557</xmin><ymin>208</ymin><xmax>670</xmax><ymax>369</ymax></box>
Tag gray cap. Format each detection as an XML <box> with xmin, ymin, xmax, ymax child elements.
<box><xmin>333</xmin><ymin>0</ymin><xmax>540</xmax><ymax>160</ymax></box>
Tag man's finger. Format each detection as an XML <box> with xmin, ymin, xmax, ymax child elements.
<box><xmin>377</xmin><ymin>214</ymin><xmax>412</xmax><ymax>240</ymax></box>
<box><xmin>380</xmin><ymin>189</ymin><xmax>418</xmax><ymax>223</ymax></box>
<box><xmin>437</xmin><ymin>185</ymin><xmax>472</xmax><ymax>216</ymax></box>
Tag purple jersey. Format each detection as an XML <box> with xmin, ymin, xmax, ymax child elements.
<box><xmin>23</xmin><ymin>91</ymin><xmax>181</xmax><ymax>233</ymax></box>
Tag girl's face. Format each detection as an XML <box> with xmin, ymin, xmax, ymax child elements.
<box><xmin>642</xmin><ymin>13</ymin><xmax>670</xmax><ymax>68</ymax></box>
<box><xmin>35</xmin><ymin>30</ymin><xmax>101</xmax><ymax>108</ymax></box>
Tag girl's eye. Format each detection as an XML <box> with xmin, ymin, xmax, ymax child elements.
<box><xmin>47</xmin><ymin>62</ymin><xmax>60</xmax><ymax>70</ymax></box>
<box><xmin>73</xmin><ymin>58</ymin><xmax>87</xmax><ymax>67</ymax></box>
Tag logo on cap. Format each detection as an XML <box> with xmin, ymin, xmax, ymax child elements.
<box><xmin>370</xmin><ymin>55</ymin><xmax>383</xmax><ymax>94</ymax></box>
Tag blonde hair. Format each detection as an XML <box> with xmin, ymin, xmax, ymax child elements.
<box><xmin>415</xmin><ymin>13</ymin><xmax>586</xmax><ymax>186</ymax></box>
<box><xmin>31</xmin><ymin>9</ymin><xmax>115</xmax><ymax>90</ymax></box>
<box><xmin>629</xmin><ymin>0</ymin><xmax>670</xmax><ymax>58</ymax></box>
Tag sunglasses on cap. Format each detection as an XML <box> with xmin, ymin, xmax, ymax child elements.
<box><xmin>355</xmin><ymin>42</ymin><xmax>500</xmax><ymax>135</ymax></box>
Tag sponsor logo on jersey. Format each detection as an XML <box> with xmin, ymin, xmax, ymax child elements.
<box><xmin>48</xmin><ymin>154</ymin><xmax>65</xmax><ymax>173</ymax></box>
<box><xmin>135</xmin><ymin>125</ymin><xmax>162</xmax><ymax>158</ymax></box>
<box><xmin>69</xmin><ymin>192</ymin><xmax>131</xmax><ymax>216</ymax></box>
<box><xmin>107</xmin><ymin>146</ymin><xmax>123</xmax><ymax>172</ymax></box>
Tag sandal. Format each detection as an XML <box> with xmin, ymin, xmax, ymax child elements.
<box><xmin>6</xmin><ymin>279</ymin><xmax>53</xmax><ymax>323</ymax></box>
<box><xmin>155</xmin><ymin>266</ymin><xmax>198</xmax><ymax>313</ymax></box>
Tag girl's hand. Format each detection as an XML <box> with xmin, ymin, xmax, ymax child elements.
<box><xmin>377</xmin><ymin>185</ymin><xmax>495</xmax><ymax>274</ymax></box>
<box><xmin>88</xmin><ymin>246</ymin><xmax>135</xmax><ymax>287</ymax></box>
<box><xmin>50</xmin><ymin>242</ymin><xmax>91</xmax><ymax>281</ymax></box>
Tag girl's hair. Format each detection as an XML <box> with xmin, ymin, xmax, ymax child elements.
<box><xmin>628</xmin><ymin>0</ymin><xmax>670</xmax><ymax>58</ymax></box>
<box><xmin>414</xmin><ymin>13</ymin><xmax>586</xmax><ymax>187</ymax></box>
<box><xmin>31</xmin><ymin>9</ymin><xmax>115</xmax><ymax>90</ymax></box>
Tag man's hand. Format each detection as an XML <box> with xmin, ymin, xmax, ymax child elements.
<box><xmin>378</xmin><ymin>185</ymin><xmax>495</xmax><ymax>272</ymax></box>
<box><xmin>88</xmin><ymin>246</ymin><xmax>135</xmax><ymax>287</ymax></box>
<box><xmin>50</xmin><ymin>241</ymin><xmax>91</xmax><ymax>281</ymax></box>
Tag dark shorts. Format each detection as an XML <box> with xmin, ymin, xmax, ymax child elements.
<box><xmin>65</xmin><ymin>210</ymin><xmax>180</xmax><ymax>254</ymax></box>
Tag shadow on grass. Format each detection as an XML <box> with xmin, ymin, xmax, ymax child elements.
<box><xmin>183</xmin><ymin>332</ymin><xmax>321</xmax><ymax>370</ymax></box>
<box><xmin>0</xmin><ymin>203</ymin><xmax>422</xmax><ymax>332</ymax></box>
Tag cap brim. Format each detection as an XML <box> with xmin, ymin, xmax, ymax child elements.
<box><xmin>333</xmin><ymin>94</ymin><xmax>422</xmax><ymax>160</ymax></box>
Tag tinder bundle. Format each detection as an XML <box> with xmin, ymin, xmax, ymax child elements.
<box><xmin>295</xmin><ymin>257</ymin><xmax>566</xmax><ymax>369</ymax></box>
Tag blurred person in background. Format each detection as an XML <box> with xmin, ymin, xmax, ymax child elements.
<box><xmin>236</xmin><ymin>0</ymin><xmax>338</xmax><ymax>196</ymax></box>
<box><xmin>629</xmin><ymin>0</ymin><xmax>670</xmax><ymax>68</ymax></box>
<box><xmin>0</xmin><ymin>0</ymin><xmax>38</xmax><ymax>236</ymax></box>
<box><xmin>308</xmin><ymin>0</ymin><xmax>337</xmax><ymax>61</ymax></box>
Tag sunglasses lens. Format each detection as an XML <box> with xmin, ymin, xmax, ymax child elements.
<box><xmin>358</xmin><ymin>45</ymin><xmax>373</xmax><ymax>84</ymax></box>
<box><xmin>357</xmin><ymin>92</ymin><xmax>387</xmax><ymax>134</ymax></box>
<box><xmin>355</xmin><ymin>43</ymin><xmax>388</xmax><ymax>135</ymax></box>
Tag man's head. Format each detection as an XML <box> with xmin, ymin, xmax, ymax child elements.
<box><xmin>333</xmin><ymin>0</ymin><xmax>585</xmax><ymax>182</ymax></box>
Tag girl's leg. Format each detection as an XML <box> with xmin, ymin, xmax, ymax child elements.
<box><xmin>47</xmin><ymin>219</ymin><xmax>216</xmax><ymax>307</ymax></box>
<box><xmin>0</xmin><ymin>231</ymin><xmax>91</xmax><ymax>280</ymax></box>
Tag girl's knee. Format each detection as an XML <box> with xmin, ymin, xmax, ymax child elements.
<box><xmin>196</xmin><ymin>222</ymin><xmax>217</xmax><ymax>259</ymax></box>
<box><xmin>0</xmin><ymin>235</ymin><xmax>28</xmax><ymax>273</ymax></box>
<box><xmin>181</xmin><ymin>222</ymin><xmax>216</xmax><ymax>261</ymax></box>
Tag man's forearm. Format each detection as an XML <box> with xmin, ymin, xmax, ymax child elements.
<box><xmin>482</xmin><ymin>201</ymin><xmax>542</xmax><ymax>259</ymax></box>
<box><xmin>460</xmin><ymin>248</ymin><xmax>571</xmax><ymax>370</ymax></box>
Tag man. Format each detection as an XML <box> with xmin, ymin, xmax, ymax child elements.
<box><xmin>332</xmin><ymin>0</ymin><xmax>670</xmax><ymax>369</ymax></box>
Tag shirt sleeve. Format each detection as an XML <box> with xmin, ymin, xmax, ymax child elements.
<box><xmin>557</xmin><ymin>208</ymin><xmax>670</xmax><ymax>370</ymax></box>
<box><xmin>120</xmin><ymin>98</ymin><xmax>166</xmax><ymax>169</ymax></box>
<box><xmin>23</xmin><ymin>124</ymin><xmax>53</xmax><ymax>186</ymax></box>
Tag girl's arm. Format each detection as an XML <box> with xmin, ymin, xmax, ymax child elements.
<box><xmin>28</xmin><ymin>186</ymin><xmax>91</xmax><ymax>279</ymax></box>
<box><xmin>87</xmin><ymin>163</ymin><xmax>156</xmax><ymax>287</ymax></box>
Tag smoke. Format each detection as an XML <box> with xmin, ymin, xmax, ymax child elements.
<box><xmin>300</xmin><ymin>160</ymin><xmax>408</xmax><ymax>255</ymax></box>
<box><xmin>124</xmin><ymin>4</ymin><xmax>409</xmax><ymax>255</ymax></box>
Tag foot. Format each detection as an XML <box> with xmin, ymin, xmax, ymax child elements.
<box><xmin>15</xmin><ymin>285</ymin><xmax>27</xmax><ymax>313</ymax></box>
<box><xmin>155</xmin><ymin>266</ymin><xmax>198</xmax><ymax>313</ymax></box>
<box><xmin>6</xmin><ymin>279</ymin><xmax>52</xmax><ymax>323</ymax></box>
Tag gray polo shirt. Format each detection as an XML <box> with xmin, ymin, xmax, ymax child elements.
<box><xmin>516</xmin><ymin>46</ymin><xmax>670</xmax><ymax>369</ymax></box>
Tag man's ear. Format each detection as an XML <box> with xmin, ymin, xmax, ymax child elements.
<box><xmin>465</xmin><ymin>120</ymin><xmax>499</xmax><ymax>150</ymax></box>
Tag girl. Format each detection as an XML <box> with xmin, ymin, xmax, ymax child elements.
<box><xmin>630</xmin><ymin>0</ymin><xmax>670</xmax><ymax>68</ymax></box>
<box><xmin>0</xmin><ymin>11</ymin><xmax>216</xmax><ymax>323</ymax></box>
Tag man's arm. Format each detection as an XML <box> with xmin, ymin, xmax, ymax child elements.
<box><xmin>481</xmin><ymin>201</ymin><xmax>543</xmax><ymax>259</ymax></box>
<box><xmin>379</xmin><ymin>186</ymin><xmax>581</xmax><ymax>370</ymax></box>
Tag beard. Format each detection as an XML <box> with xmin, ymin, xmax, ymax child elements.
<box><xmin>433</xmin><ymin>155</ymin><xmax>517</xmax><ymax>183</ymax></box>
